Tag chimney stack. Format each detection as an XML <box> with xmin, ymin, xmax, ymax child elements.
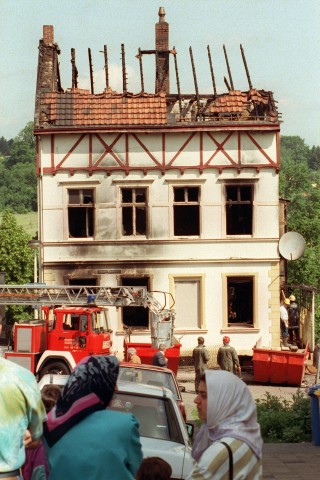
<box><xmin>155</xmin><ymin>7</ymin><xmax>169</xmax><ymax>94</ymax></box>
<box><xmin>43</xmin><ymin>25</ymin><xmax>54</xmax><ymax>44</ymax></box>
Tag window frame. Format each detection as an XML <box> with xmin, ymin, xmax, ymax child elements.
<box><xmin>225</xmin><ymin>183</ymin><xmax>254</xmax><ymax>236</ymax></box>
<box><xmin>120</xmin><ymin>187</ymin><xmax>148</xmax><ymax>237</ymax></box>
<box><xmin>172</xmin><ymin>186</ymin><xmax>201</xmax><ymax>237</ymax></box>
<box><xmin>222</xmin><ymin>273</ymin><xmax>258</xmax><ymax>330</ymax></box>
<box><xmin>67</xmin><ymin>187</ymin><xmax>95</xmax><ymax>239</ymax></box>
<box><xmin>119</xmin><ymin>275</ymin><xmax>151</xmax><ymax>330</ymax></box>
<box><xmin>169</xmin><ymin>274</ymin><xmax>206</xmax><ymax>331</ymax></box>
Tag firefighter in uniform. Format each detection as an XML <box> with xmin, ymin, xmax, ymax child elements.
<box><xmin>217</xmin><ymin>336</ymin><xmax>241</xmax><ymax>375</ymax></box>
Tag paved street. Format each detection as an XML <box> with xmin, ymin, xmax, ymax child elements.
<box><xmin>177</xmin><ymin>368</ymin><xmax>320</xmax><ymax>480</ymax></box>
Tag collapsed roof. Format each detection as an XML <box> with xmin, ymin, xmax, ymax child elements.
<box><xmin>34</xmin><ymin>7</ymin><xmax>279</xmax><ymax>130</ymax></box>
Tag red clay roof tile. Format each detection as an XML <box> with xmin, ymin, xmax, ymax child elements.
<box><xmin>39</xmin><ymin>89</ymin><xmax>167</xmax><ymax>127</ymax></box>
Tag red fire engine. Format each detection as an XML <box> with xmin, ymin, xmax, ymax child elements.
<box><xmin>0</xmin><ymin>285</ymin><xmax>175</xmax><ymax>379</ymax></box>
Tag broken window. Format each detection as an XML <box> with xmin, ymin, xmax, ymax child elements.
<box><xmin>227</xmin><ymin>276</ymin><xmax>254</xmax><ymax>326</ymax></box>
<box><xmin>121</xmin><ymin>277</ymin><xmax>149</xmax><ymax>329</ymax></box>
<box><xmin>121</xmin><ymin>188</ymin><xmax>147</xmax><ymax>236</ymax></box>
<box><xmin>226</xmin><ymin>185</ymin><xmax>253</xmax><ymax>235</ymax></box>
<box><xmin>173</xmin><ymin>187</ymin><xmax>200</xmax><ymax>236</ymax></box>
<box><xmin>68</xmin><ymin>189</ymin><xmax>94</xmax><ymax>238</ymax></box>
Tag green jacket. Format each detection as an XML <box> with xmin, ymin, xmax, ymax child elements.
<box><xmin>217</xmin><ymin>345</ymin><xmax>240</xmax><ymax>373</ymax></box>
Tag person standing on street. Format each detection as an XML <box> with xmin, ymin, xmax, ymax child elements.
<box><xmin>288</xmin><ymin>294</ymin><xmax>301</xmax><ymax>347</ymax></box>
<box><xmin>44</xmin><ymin>355</ymin><xmax>142</xmax><ymax>480</ymax></box>
<box><xmin>192</xmin><ymin>336</ymin><xmax>210</xmax><ymax>394</ymax></box>
<box><xmin>217</xmin><ymin>336</ymin><xmax>241</xmax><ymax>375</ymax></box>
<box><xmin>187</xmin><ymin>370</ymin><xmax>263</xmax><ymax>479</ymax></box>
<box><xmin>152</xmin><ymin>343</ymin><xmax>168</xmax><ymax>368</ymax></box>
<box><xmin>0</xmin><ymin>357</ymin><xmax>46</xmax><ymax>480</ymax></box>
<box><xmin>127</xmin><ymin>347</ymin><xmax>141</xmax><ymax>364</ymax></box>
<box><xmin>280</xmin><ymin>298</ymin><xmax>290</xmax><ymax>346</ymax></box>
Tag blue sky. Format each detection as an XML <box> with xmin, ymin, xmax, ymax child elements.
<box><xmin>0</xmin><ymin>0</ymin><xmax>319</xmax><ymax>146</ymax></box>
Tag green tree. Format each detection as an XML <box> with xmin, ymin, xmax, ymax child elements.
<box><xmin>0</xmin><ymin>122</ymin><xmax>37</xmax><ymax>213</ymax></box>
<box><xmin>0</xmin><ymin>210</ymin><xmax>34</xmax><ymax>323</ymax></box>
<box><xmin>0</xmin><ymin>136</ymin><xmax>13</xmax><ymax>156</ymax></box>
<box><xmin>280</xmin><ymin>135</ymin><xmax>320</xmax><ymax>337</ymax></box>
<box><xmin>308</xmin><ymin>146</ymin><xmax>320</xmax><ymax>170</ymax></box>
<box><xmin>280</xmin><ymin>136</ymin><xmax>310</xmax><ymax>165</ymax></box>
<box><xmin>0</xmin><ymin>163</ymin><xmax>37</xmax><ymax>213</ymax></box>
<box><xmin>5</xmin><ymin>121</ymin><xmax>35</xmax><ymax>168</ymax></box>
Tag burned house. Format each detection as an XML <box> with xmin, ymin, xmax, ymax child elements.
<box><xmin>34</xmin><ymin>8</ymin><xmax>282</xmax><ymax>356</ymax></box>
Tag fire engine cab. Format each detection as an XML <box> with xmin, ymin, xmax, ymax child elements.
<box><xmin>0</xmin><ymin>285</ymin><xmax>175</xmax><ymax>379</ymax></box>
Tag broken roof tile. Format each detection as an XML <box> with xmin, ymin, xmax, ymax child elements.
<box><xmin>39</xmin><ymin>90</ymin><xmax>167</xmax><ymax>127</ymax></box>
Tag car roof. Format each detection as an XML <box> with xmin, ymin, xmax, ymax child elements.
<box><xmin>37</xmin><ymin>374</ymin><xmax>69</xmax><ymax>390</ymax></box>
<box><xmin>120</xmin><ymin>362</ymin><xmax>175</xmax><ymax>375</ymax></box>
<box><xmin>37</xmin><ymin>374</ymin><xmax>175</xmax><ymax>399</ymax></box>
<box><xmin>116</xmin><ymin>380</ymin><xmax>175</xmax><ymax>399</ymax></box>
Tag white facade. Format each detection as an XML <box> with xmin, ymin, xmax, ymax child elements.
<box><xmin>37</xmin><ymin>129</ymin><xmax>281</xmax><ymax>356</ymax></box>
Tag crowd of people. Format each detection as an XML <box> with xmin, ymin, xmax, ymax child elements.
<box><xmin>1</xmin><ymin>334</ymin><xmax>263</xmax><ymax>480</ymax></box>
<box><xmin>1</xmin><ymin>349</ymin><xmax>263</xmax><ymax>480</ymax></box>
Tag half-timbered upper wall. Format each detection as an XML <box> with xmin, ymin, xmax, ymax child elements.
<box><xmin>38</xmin><ymin>130</ymin><xmax>279</xmax><ymax>175</ymax></box>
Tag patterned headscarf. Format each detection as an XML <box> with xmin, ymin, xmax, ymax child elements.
<box><xmin>44</xmin><ymin>355</ymin><xmax>119</xmax><ymax>446</ymax></box>
<box><xmin>192</xmin><ymin>370</ymin><xmax>263</xmax><ymax>462</ymax></box>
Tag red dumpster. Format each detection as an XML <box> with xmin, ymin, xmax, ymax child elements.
<box><xmin>253</xmin><ymin>344</ymin><xmax>309</xmax><ymax>386</ymax></box>
<box><xmin>124</xmin><ymin>339</ymin><xmax>181</xmax><ymax>375</ymax></box>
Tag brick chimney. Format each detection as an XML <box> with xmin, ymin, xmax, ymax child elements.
<box><xmin>43</xmin><ymin>25</ymin><xmax>54</xmax><ymax>44</ymax></box>
<box><xmin>155</xmin><ymin>7</ymin><xmax>169</xmax><ymax>94</ymax></box>
<box><xmin>34</xmin><ymin>25</ymin><xmax>61</xmax><ymax>128</ymax></box>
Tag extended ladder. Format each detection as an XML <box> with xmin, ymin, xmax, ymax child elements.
<box><xmin>0</xmin><ymin>284</ymin><xmax>174</xmax><ymax>316</ymax></box>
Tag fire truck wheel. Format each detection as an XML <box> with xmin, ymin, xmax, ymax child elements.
<box><xmin>39</xmin><ymin>361</ymin><xmax>71</xmax><ymax>378</ymax></box>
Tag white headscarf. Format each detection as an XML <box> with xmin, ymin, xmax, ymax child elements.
<box><xmin>192</xmin><ymin>370</ymin><xmax>263</xmax><ymax>462</ymax></box>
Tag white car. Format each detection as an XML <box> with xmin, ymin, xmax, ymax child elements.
<box><xmin>37</xmin><ymin>373</ymin><xmax>69</xmax><ymax>391</ymax></box>
<box><xmin>109</xmin><ymin>381</ymin><xmax>194</xmax><ymax>479</ymax></box>
<box><xmin>38</xmin><ymin>374</ymin><xmax>194</xmax><ymax>479</ymax></box>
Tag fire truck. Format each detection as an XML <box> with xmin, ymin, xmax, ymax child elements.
<box><xmin>0</xmin><ymin>284</ymin><xmax>175</xmax><ymax>379</ymax></box>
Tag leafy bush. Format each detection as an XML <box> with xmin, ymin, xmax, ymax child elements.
<box><xmin>192</xmin><ymin>390</ymin><xmax>312</xmax><ymax>443</ymax></box>
<box><xmin>256</xmin><ymin>390</ymin><xmax>311</xmax><ymax>443</ymax></box>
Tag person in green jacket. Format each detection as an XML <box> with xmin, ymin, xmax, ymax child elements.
<box><xmin>193</xmin><ymin>336</ymin><xmax>210</xmax><ymax>393</ymax></box>
<box><xmin>217</xmin><ymin>336</ymin><xmax>241</xmax><ymax>375</ymax></box>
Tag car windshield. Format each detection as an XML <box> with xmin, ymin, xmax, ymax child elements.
<box><xmin>108</xmin><ymin>391</ymin><xmax>183</xmax><ymax>444</ymax></box>
<box><xmin>118</xmin><ymin>367</ymin><xmax>179</xmax><ymax>399</ymax></box>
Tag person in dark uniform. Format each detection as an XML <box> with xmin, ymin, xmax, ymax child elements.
<box><xmin>288</xmin><ymin>294</ymin><xmax>301</xmax><ymax>347</ymax></box>
<box><xmin>192</xmin><ymin>336</ymin><xmax>210</xmax><ymax>394</ymax></box>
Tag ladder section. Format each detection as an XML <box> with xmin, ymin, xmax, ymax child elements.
<box><xmin>0</xmin><ymin>285</ymin><xmax>153</xmax><ymax>308</ymax></box>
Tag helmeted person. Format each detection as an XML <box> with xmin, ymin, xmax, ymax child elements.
<box><xmin>192</xmin><ymin>336</ymin><xmax>210</xmax><ymax>394</ymax></box>
<box><xmin>217</xmin><ymin>336</ymin><xmax>240</xmax><ymax>375</ymax></box>
<box><xmin>280</xmin><ymin>298</ymin><xmax>290</xmax><ymax>346</ymax></box>
<box><xmin>288</xmin><ymin>294</ymin><xmax>301</xmax><ymax>347</ymax></box>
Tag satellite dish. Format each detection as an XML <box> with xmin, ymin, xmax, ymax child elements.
<box><xmin>279</xmin><ymin>231</ymin><xmax>306</xmax><ymax>261</ymax></box>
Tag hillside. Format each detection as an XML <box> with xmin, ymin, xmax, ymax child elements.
<box><xmin>0</xmin><ymin>212</ymin><xmax>38</xmax><ymax>237</ymax></box>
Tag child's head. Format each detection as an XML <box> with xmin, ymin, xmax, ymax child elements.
<box><xmin>136</xmin><ymin>457</ymin><xmax>172</xmax><ymax>480</ymax></box>
<box><xmin>41</xmin><ymin>384</ymin><xmax>62</xmax><ymax>413</ymax></box>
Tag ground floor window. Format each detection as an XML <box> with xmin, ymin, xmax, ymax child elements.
<box><xmin>170</xmin><ymin>276</ymin><xmax>204</xmax><ymax>330</ymax></box>
<box><xmin>121</xmin><ymin>277</ymin><xmax>150</xmax><ymax>329</ymax></box>
<box><xmin>225</xmin><ymin>275</ymin><xmax>255</xmax><ymax>327</ymax></box>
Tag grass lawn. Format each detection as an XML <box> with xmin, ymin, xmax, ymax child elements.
<box><xmin>0</xmin><ymin>212</ymin><xmax>38</xmax><ymax>237</ymax></box>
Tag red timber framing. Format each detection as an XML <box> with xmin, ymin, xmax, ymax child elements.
<box><xmin>36</xmin><ymin>129</ymin><xmax>280</xmax><ymax>176</ymax></box>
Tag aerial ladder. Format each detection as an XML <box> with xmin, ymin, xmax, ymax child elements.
<box><xmin>0</xmin><ymin>284</ymin><xmax>175</xmax><ymax>344</ymax></box>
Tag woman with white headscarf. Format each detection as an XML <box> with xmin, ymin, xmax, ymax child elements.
<box><xmin>187</xmin><ymin>370</ymin><xmax>263</xmax><ymax>479</ymax></box>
